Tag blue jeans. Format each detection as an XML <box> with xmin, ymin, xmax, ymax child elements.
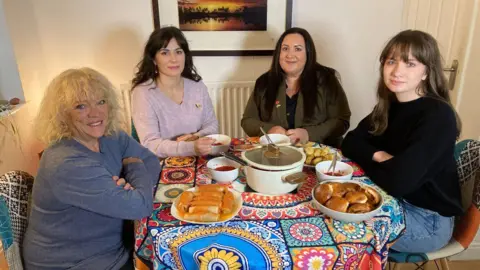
<box><xmin>392</xmin><ymin>200</ymin><xmax>454</xmax><ymax>253</ymax></box>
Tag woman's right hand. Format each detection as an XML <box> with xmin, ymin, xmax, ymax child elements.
<box><xmin>194</xmin><ymin>137</ymin><xmax>215</xmax><ymax>156</ymax></box>
<box><xmin>268</xmin><ymin>126</ymin><xmax>287</xmax><ymax>135</ymax></box>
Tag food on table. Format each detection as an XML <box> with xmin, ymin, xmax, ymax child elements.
<box><xmin>325</xmin><ymin>197</ymin><xmax>349</xmax><ymax>212</ymax></box>
<box><xmin>214</xmin><ymin>165</ymin><xmax>236</xmax><ymax>171</ymax></box>
<box><xmin>324</xmin><ymin>171</ymin><xmax>346</xmax><ymax>176</ymax></box>
<box><xmin>314</xmin><ymin>182</ymin><xmax>381</xmax><ymax>214</ymax></box>
<box><xmin>233</xmin><ymin>144</ymin><xmax>256</xmax><ymax>151</ymax></box>
<box><xmin>345</xmin><ymin>191</ymin><xmax>368</xmax><ymax>204</ymax></box>
<box><xmin>303</xmin><ymin>146</ymin><xmax>336</xmax><ymax>166</ymax></box>
<box><xmin>177</xmin><ymin>191</ymin><xmax>194</xmax><ymax>212</ymax></box>
<box><xmin>183</xmin><ymin>212</ymin><xmax>219</xmax><ymax>222</ymax></box>
<box><xmin>165</xmin><ymin>156</ymin><xmax>195</xmax><ymax>167</ymax></box>
<box><xmin>246</xmin><ymin>136</ymin><xmax>260</xmax><ymax>144</ymax></box>
<box><xmin>314</xmin><ymin>183</ymin><xmax>333</xmax><ymax>204</ymax></box>
<box><xmin>347</xmin><ymin>203</ymin><xmax>374</xmax><ymax>214</ymax></box>
<box><xmin>295</xmin><ymin>141</ymin><xmax>316</xmax><ymax>148</ymax></box>
<box><xmin>362</xmin><ymin>186</ymin><xmax>382</xmax><ymax>205</ymax></box>
<box><xmin>175</xmin><ymin>184</ymin><xmax>235</xmax><ymax>222</ymax></box>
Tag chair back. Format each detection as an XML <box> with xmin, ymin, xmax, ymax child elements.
<box><xmin>452</xmin><ymin>140</ymin><xmax>480</xmax><ymax>248</ymax></box>
<box><xmin>0</xmin><ymin>171</ymin><xmax>34</xmax><ymax>248</ymax></box>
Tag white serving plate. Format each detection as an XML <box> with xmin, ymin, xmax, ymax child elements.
<box><xmin>171</xmin><ymin>187</ymin><xmax>243</xmax><ymax>225</ymax></box>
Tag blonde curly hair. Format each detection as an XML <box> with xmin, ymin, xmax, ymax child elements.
<box><xmin>35</xmin><ymin>67</ymin><xmax>125</xmax><ymax>145</ymax></box>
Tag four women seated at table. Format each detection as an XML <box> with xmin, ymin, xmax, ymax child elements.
<box><xmin>23</xmin><ymin>26</ymin><xmax>462</xmax><ymax>269</ymax></box>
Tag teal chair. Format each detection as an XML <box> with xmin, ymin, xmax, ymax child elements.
<box><xmin>388</xmin><ymin>139</ymin><xmax>480</xmax><ymax>270</ymax></box>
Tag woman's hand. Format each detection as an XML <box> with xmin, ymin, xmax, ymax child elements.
<box><xmin>286</xmin><ymin>128</ymin><xmax>309</xmax><ymax>144</ymax></box>
<box><xmin>372</xmin><ymin>151</ymin><xmax>394</xmax><ymax>163</ymax></box>
<box><xmin>176</xmin><ymin>133</ymin><xmax>199</xmax><ymax>142</ymax></box>
<box><xmin>268</xmin><ymin>126</ymin><xmax>287</xmax><ymax>135</ymax></box>
<box><xmin>112</xmin><ymin>176</ymin><xmax>134</xmax><ymax>190</ymax></box>
<box><xmin>194</xmin><ymin>137</ymin><xmax>215</xmax><ymax>156</ymax></box>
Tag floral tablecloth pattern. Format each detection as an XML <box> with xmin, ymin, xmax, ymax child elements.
<box><xmin>135</xmin><ymin>139</ymin><xmax>405</xmax><ymax>270</ymax></box>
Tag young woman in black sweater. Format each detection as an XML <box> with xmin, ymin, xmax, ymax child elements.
<box><xmin>341</xmin><ymin>30</ymin><xmax>463</xmax><ymax>253</ymax></box>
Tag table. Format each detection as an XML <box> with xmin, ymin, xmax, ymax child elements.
<box><xmin>135</xmin><ymin>139</ymin><xmax>406</xmax><ymax>270</ymax></box>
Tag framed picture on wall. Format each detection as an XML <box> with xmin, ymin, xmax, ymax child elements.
<box><xmin>151</xmin><ymin>0</ymin><xmax>293</xmax><ymax>56</ymax></box>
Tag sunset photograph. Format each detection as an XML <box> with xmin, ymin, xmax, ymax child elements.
<box><xmin>177</xmin><ymin>0</ymin><xmax>268</xmax><ymax>31</ymax></box>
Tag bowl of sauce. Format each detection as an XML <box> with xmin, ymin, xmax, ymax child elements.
<box><xmin>315</xmin><ymin>161</ymin><xmax>353</xmax><ymax>181</ymax></box>
<box><xmin>207</xmin><ymin>157</ymin><xmax>240</xmax><ymax>183</ymax></box>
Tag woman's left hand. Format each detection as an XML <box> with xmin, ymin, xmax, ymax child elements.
<box><xmin>286</xmin><ymin>128</ymin><xmax>309</xmax><ymax>144</ymax></box>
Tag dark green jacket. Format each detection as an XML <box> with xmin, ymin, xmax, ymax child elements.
<box><xmin>241</xmin><ymin>72</ymin><xmax>351</xmax><ymax>147</ymax></box>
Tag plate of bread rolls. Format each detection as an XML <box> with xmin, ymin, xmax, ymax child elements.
<box><xmin>311</xmin><ymin>180</ymin><xmax>384</xmax><ymax>222</ymax></box>
<box><xmin>171</xmin><ymin>184</ymin><xmax>243</xmax><ymax>224</ymax></box>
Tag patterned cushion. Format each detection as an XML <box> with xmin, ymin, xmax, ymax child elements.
<box><xmin>0</xmin><ymin>197</ymin><xmax>13</xmax><ymax>250</ymax></box>
<box><xmin>0</xmin><ymin>170</ymin><xmax>34</xmax><ymax>248</ymax></box>
<box><xmin>455</xmin><ymin>140</ymin><xmax>480</xmax><ymax>209</ymax></box>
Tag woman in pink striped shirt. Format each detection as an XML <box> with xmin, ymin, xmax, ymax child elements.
<box><xmin>131</xmin><ymin>27</ymin><xmax>218</xmax><ymax>158</ymax></box>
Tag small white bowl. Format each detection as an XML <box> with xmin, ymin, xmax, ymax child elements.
<box><xmin>311</xmin><ymin>180</ymin><xmax>384</xmax><ymax>222</ymax></box>
<box><xmin>205</xmin><ymin>134</ymin><xmax>232</xmax><ymax>155</ymax></box>
<box><xmin>207</xmin><ymin>157</ymin><xmax>240</xmax><ymax>183</ymax></box>
<box><xmin>315</xmin><ymin>161</ymin><xmax>353</xmax><ymax>181</ymax></box>
<box><xmin>259</xmin><ymin>134</ymin><xmax>291</xmax><ymax>146</ymax></box>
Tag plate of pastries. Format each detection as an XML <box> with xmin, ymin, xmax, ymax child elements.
<box><xmin>171</xmin><ymin>184</ymin><xmax>243</xmax><ymax>224</ymax></box>
<box><xmin>303</xmin><ymin>146</ymin><xmax>342</xmax><ymax>168</ymax></box>
<box><xmin>311</xmin><ymin>180</ymin><xmax>384</xmax><ymax>222</ymax></box>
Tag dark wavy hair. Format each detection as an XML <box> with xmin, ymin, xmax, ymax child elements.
<box><xmin>370</xmin><ymin>30</ymin><xmax>461</xmax><ymax>136</ymax></box>
<box><xmin>131</xmin><ymin>26</ymin><xmax>201</xmax><ymax>90</ymax></box>
<box><xmin>261</xmin><ymin>27</ymin><xmax>342</xmax><ymax>120</ymax></box>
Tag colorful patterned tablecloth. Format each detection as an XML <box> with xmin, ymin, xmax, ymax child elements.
<box><xmin>135</xmin><ymin>139</ymin><xmax>406</xmax><ymax>270</ymax></box>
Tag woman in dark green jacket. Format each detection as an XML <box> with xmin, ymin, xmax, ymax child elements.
<box><xmin>241</xmin><ymin>27</ymin><xmax>351</xmax><ymax>147</ymax></box>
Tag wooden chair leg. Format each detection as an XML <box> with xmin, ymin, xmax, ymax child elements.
<box><xmin>439</xmin><ymin>258</ymin><xmax>450</xmax><ymax>270</ymax></box>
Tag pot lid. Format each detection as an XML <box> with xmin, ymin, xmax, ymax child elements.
<box><xmin>242</xmin><ymin>145</ymin><xmax>305</xmax><ymax>170</ymax></box>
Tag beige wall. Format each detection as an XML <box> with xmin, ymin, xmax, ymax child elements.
<box><xmin>0</xmin><ymin>0</ymin><xmax>404</xmax><ymax>175</ymax></box>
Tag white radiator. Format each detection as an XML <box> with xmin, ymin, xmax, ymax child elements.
<box><xmin>206</xmin><ymin>81</ymin><xmax>255</xmax><ymax>138</ymax></box>
<box><xmin>120</xmin><ymin>81</ymin><xmax>255</xmax><ymax>139</ymax></box>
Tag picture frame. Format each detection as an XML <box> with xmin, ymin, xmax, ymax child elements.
<box><xmin>151</xmin><ymin>0</ymin><xmax>293</xmax><ymax>56</ymax></box>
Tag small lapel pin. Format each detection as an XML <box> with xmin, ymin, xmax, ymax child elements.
<box><xmin>195</xmin><ymin>103</ymin><xmax>202</xmax><ymax>109</ymax></box>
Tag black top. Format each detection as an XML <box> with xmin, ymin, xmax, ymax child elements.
<box><xmin>341</xmin><ymin>97</ymin><xmax>463</xmax><ymax>217</ymax></box>
<box><xmin>286</xmin><ymin>93</ymin><xmax>299</xmax><ymax>129</ymax></box>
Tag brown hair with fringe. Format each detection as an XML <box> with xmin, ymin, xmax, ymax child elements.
<box><xmin>370</xmin><ymin>30</ymin><xmax>461</xmax><ymax>137</ymax></box>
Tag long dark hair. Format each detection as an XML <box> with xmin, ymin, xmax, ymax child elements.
<box><xmin>370</xmin><ymin>30</ymin><xmax>461</xmax><ymax>136</ymax></box>
<box><xmin>131</xmin><ymin>26</ymin><xmax>201</xmax><ymax>90</ymax></box>
<box><xmin>261</xmin><ymin>27</ymin><xmax>342</xmax><ymax>120</ymax></box>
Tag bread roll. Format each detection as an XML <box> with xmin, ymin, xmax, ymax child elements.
<box><xmin>192</xmin><ymin>196</ymin><xmax>222</xmax><ymax>202</ymax></box>
<box><xmin>343</xmin><ymin>183</ymin><xmax>361</xmax><ymax>192</ymax></box>
<box><xmin>197</xmin><ymin>184</ymin><xmax>226</xmax><ymax>193</ymax></box>
<box><xmin>347</xmin><ymin>203</ymin><xmax>372</xmax><ymax>214</ymax></box>
<box><xmin>184</xmin><ymin>212</ymin><xmax>219</xmax><ymax>222</ymax></box>
<box><xmin>221</xmin><ymin>191</ymin><xmax>234</xmax><ymax>214</ymax></box>
<box><xmin>177</xmin><ymin>191</ymin><xmax>194</xmax><ymax>212</ymax></box>
<box><xmin>345</xmin><ymin>191</ymin><xmax>368</xmax><ymax>204</ymax></box>
<box><xmin>188</xmin><ymin>205</ymin><xmax>220</xmax><ymax>214</ymax></box>
<box><xmin>189</xmin><ymin>200</ymin><xmax>222</xmax><ymax>207</ymax></box>
<box><xmin>193</xmin><ymin>191</ymin><xmax>223</xmax><ymax>199</ymax></box>
<box><xmin>325</xmin><ymin>197</ymin><xmax>349</xmax><ymax>212</ymax></box>
<box><xmin>314</xmin><ymin>184</ymin><xmax>333</xmax><ymax>204</ymax></box>
<box><xmin>330</xmin><ymin>183</ymin><xmax>347</xmax><ymax>198</ymax></box>
<box><xmin>363</xmin><ymin>187</ymin><xmax>381</xmax><ymax>205</ymax></box>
